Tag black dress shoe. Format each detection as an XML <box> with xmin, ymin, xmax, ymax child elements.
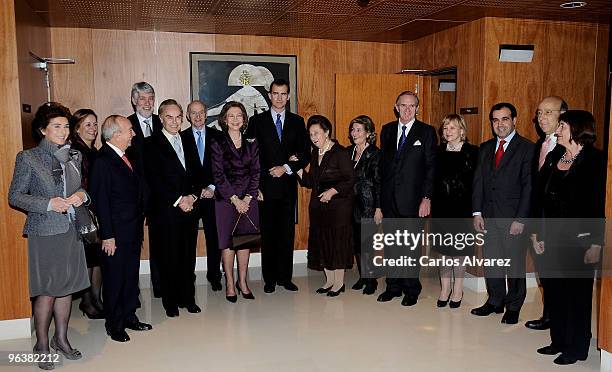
<box><xmin>179</xmin><ymin>304</ymin><xmax>202</xmax><ymax>313</ymax></box>
<box><xmin>352</xmin><ymin>278</ymin><xmax>366</xmax><ymax>290</ymax></box>
<box><xmin>263</xmin><ymin>283</ymin><xmax>275</xmax><ymax>293</ymax></box>
<box><xmin>471</xmin><ymin>303</ymin><xmax>504</xmax><ymax>316</ymax></box>
<box><xmin>377</xmin><ymin>290</ymin><xmax>402</xmax><ymax>302</ymax></box>
<box><xmin>125</xmin><ymin>321</ymin><xmax>153</xmax><ymax>331</ymax></box>
<box><xmin>537</xmin><ymin>345</ymin><xmax>561</xmax><ymax>355</ymax></box>
<box><xmin>525</xmin><ymin>317</ymin><xmax>550</xmax><ymax>330</ymax></box>
<box><xmin>449</xmin><ymin>292</ymin><xmax>463</xmax><ymax>309</ymax></box>
<box><xmin>437</xmin><ymin>291</ymin><xmax>452</xmax><ymax>308</ymax></box>
<box><xmin>165</xmin><ymin>308</ymin><xmax>179</xmax><ymax>317</ymax></box>
<box><xmin>279</xmin><ymin>281</ymin><xmax>299</xmax><ymax>291</ymax></box>
<box><xmin>327</xmin><ymin>285</ymin><xmax>345</xmax><ymax>297</ymax></box>
<box><xmin>553</xmin><ymin>354</ymin><xmax>578</xmax><ymax>365</ymax></box>
<box><xmin>501</xmin><ymin>310</ymin><xmax>520</xmax><ymax>324</ymax></box>
<box><xmin>107</xmin><ymin>329</ymin><xmax>130</xmax><ymax>342</ymax></box>
<box><xmin>210</xmin><ymin>281</ymin><xmax>222</xmax><ymax>292</ymax></box>
<box><xmin>362</xmin><ymin>280</ymin><xmax>377</xmax><ymax>295</ymax></box>
<box><xmin>316</xmin><ymin>286</ymin><xmax>332</xmax><ymax>294</ymax></box>
<box><xmin>401</xmin><ymin>295</ymin><xmax>418</xmax><ymax>307</ymax></box>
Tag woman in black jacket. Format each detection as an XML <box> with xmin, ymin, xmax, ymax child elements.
<box><xmin>347</xmin><ymin>115</ymin><xmax>381</xmax><ymax>295</ymax></box>
<box><xmin>531</xmin><ymin>110</ymin><xmax>605</xmax><ymax>365</ymax></box>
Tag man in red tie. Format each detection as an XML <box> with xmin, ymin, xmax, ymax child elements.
<box><xmin>471</xmin><ymin>103</ymin><xmax>535</xmax><ymax>325</ymax></box>
<box><xmin>90</xmin><ymin>115</ymin><xmax>152</xmax><ymax>342</ymax></box>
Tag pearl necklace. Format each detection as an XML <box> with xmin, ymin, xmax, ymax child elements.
<box><xmin>446</xmin><ymin>141</ymin><xmax>463</xmax><ymax>151</ymax></box>
<box><xmin>560</xmin><ymin>150</ymin><xmax>580</xmax><ymax>164</ymax></box>
<box><xmin>318</xmin><ymin>140</ymin><xmax>332</xmax><ymax>156</ymax></box>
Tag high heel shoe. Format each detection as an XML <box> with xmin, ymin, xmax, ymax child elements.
<box><xmin>437</xmin><ymin>291</ymin><xmax>452</xmax><ymax>308</ymax></box>
<box><xmin>235</xmin><ymin>281</ymin><xmax>255</xmax><ymax>300</ymax></box>
<box><xmin>316</xmin><ymin>286</ymin><xmax>333</xmax><ymax>294</ymax></box>
<box><xmin>33</xmin><ymin>347</ymin><xmax>54</xmax><ymax>370</ymax></box>
<box><xmin>449</xmin><ymin>292</ymin><xmax>463</xmax><ymax>309</ymax></box>
<box><xmin>79</xmin><ymin>303</ymin><xmax>104</xmax><ymax>320</ymax></box>
<box><xmin>50</xmin><ymin>337</ymin><xmax>82</xmax><ymax>360</ymax></box>
<box><xmin>327</xmin><ymin>284</ymin><xmax>345</xmax><ymax>297</ymax></box>
<box><xmin>226</xmin><ymin>293</ymin><xmax>238</xmax><ymax>303</ymax></box>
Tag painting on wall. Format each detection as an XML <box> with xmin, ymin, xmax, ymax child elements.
<box><xmin>190</xmin><ymin>52</ymin><xmax>298</xmax><ymax>129</ymax></box>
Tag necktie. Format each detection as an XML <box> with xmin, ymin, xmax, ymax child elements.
<box><xmin>196</xmin><ymin>130</ymin><xmax>204</xmax><ymax>165</ymax></box>
<box><xmin>143</xmin><ymin>119</ymin><xmax>152</xmax><ymax>137</ymax></box>
<box><xmin>397</xmin><ymin>125</ymin><xmax>407</xmax><ymax>154</ymax></box>
<box><xmin>275</xmin><ymin>113</ymin><xmax>282</xmax><ymax>140</ymax></box>
<box><xmin>538</xmin><ymin>136</ymin><xmax>551</xmax><ymax>170</ymax></box>
<box><xmin>173</xmin><ymin>135</ymin><xmax>185</xmax><ymax>169</ymax></box>
<box><xmin>121</xmin><ymin>154</ymin><xmax>133</xmax><ymax>171</ymax></box>
<box><xmin>494</xmin><ymin>139</ymin><xmax>506</xmax><ymax>168</ymax></box>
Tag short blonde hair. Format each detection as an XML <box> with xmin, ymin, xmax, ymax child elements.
<box><xmin>440</xmin><ymin>114</ymin><xmax>468</xmax><ymax>143</ymax></box>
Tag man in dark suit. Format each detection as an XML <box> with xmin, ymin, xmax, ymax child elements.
<box><xmin>90</xmin><ymin>115</ymin><xmax>152</xmax><ymax>343</ymax></box>
<box><xmin>377</xmin><ymin>91</ymin><xmax>436</xmax><ymax>307</ymax></box>
<box><xmin>471</xmin><ymin>102</ymin><xmax>535</xmax><ymax>325</ymax></box>
<box><xmin>144</xmin><ymin>99</ymin><xmax>201</xmax><ymax>317</ymax></box>
<box><xmin>247</xmin><ymin>79</ymin><xmax>310</xmax><ymax>293</ymax></box>
<box><xmin>526</xmin><ymin>96</ymin><xmax>567</xmax><ymax>330</ymax></box>
<box><xmin>125</xmin><ymin>81</ymin><xmax>163</xmax><ymax>298</ymax></box>
<box><xmin>181</xmin><ymin>100</ymin><xmax>222</xmax><ymax>291</ymax></box>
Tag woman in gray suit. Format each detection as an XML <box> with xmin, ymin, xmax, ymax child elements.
<box><xmin>9</xmin><ymin>103</ymin><xmax>90</xmax><ymax>369</ymax></box>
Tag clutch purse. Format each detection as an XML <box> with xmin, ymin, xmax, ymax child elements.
<box><xmin>75</xmin><ymin>206</ymin><xmax>100</xmax><ymax>244</ymax></box>
<box><xmin>232</xmin><ymin>213</ymin><xmax>259</xmax><ymax>235</ymax></box>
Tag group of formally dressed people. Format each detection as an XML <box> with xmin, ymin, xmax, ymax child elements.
<box><xmin>8</xmin><ymin>78</ymin><xmax>603</xmax><ymax>369</ymax></box>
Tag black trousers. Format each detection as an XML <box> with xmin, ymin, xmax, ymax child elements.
<box><xmin>533</xmin><ymin>251</ymin><xmax>552</xmax><ymax>319</ymax></box>
<box><xmin>261</xmin><ymin>198</ymin><xmax>296</xmax><ymax>285</ymax></box>
<box><xmin>548</xmin><ymin>276</ymin><xmax>594</xmax><ymax>359</ymax></box>
<box><xmin>196</xmin><ymin>199</ymin><xmax>221</xmax><ymax>283</ymax></box>
<box><xmin>482</xmin><ymin>222</ymin><xmax>527</xmax><ymax>311</ymax></box>
<box><xmin>147</xmin><ymin>222</ymin><xmax>162</xmax><ymax>297</ymax></box>
<box><xmin>101</xmin><ymin>239</ymin><xmax>141</xmax><ymax>333</ymax></box>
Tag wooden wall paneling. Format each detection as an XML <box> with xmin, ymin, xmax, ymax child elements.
<box><xmin>427</xmin><ymin>73</ymin><xmax>457</xmax><ymax>131</ymax></box>
<box><xmin>600</xmin><ymin>87</ymin><xmax>612</xmax><ymax>351</ymax></box>
<box><xmin>0</xmin><ymin>0</ymin><xmax>31</xmax><ymax>320</ymax></box>
<box><xmin>593</xmin><ymin>24</ymin><xmax>610</xmax><ymax>149</ymax></box>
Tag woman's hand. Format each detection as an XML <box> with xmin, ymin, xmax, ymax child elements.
<box><xmin>318</xmin><ymin>188</ymin><xmax>338</xmax><ymax>203</ymax></box>
<box><xmin>257</xmin><ymin>189</ymin><xmax>264</xmax><ymax>202</ymax></box>
<box><xmin>584</xmin><ymin>244</ymin><xmax>601</xmax><ymax>264</ymax></box>
<box><xmin>49</xmin><ymin>197</ymin><xmax>70</xmax><ymax>213</ymax></box>
<box><xmin>531</xmin><ymin>235</ymin><xmax>545</xmax><ymax>255</ymax></box>
<box><xmin>374</xmin><ymin>208</ymin><xmax>383</xmax><ymax>225</ymax></box>
<box><xmin>288</xmin><ymin>155</ymin><xmax>299</xmax><ymax>162</ymax></box>
<box><xmin>66</xmin><ymin>191</ymin><xmax>86</xmax><ymax>207</ymax></box>
<box><xmin>232</xmin><ymin>197</ymin><xmax>249</xmax><ymax>214</ymax></box>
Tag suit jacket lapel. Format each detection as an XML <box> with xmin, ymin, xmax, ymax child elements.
<box><xmin>159</xmin><ymin>133</ymin><xmax>186</xmax><ymax>173</ymax></box>
<box><xmin>496</xmin><ymin>134</ymin><xmax>520</xmax><ymax>170</ymax></box>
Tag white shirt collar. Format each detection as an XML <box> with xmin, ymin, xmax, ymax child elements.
<box><xmin>497</xmin><ymin>129</ymin><xmax>517</xmax><ymax>147</ymax></box>
<box><xmin>271</xmin><ymin>108</ymin><xmax>285</xmax><ymax>121</ymax></box>
<box><xmin>106</xmin><ymin>141</ymin><xmax>125</xmax><ymax>157</ymax></box>
<box><xmin>136</xmin><ymin>112</ymin><xmax>152</xmax><ymax>124</ymax></box>
<box><xmin>162</xmin><ymin>128</ymin><xmax>181</xmax><ymax>144</ymax></box>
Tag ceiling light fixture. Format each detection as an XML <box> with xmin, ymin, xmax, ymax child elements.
<box><xmin>560</xmin><ymin>1</ymin><xmax>587</xmax><ymax>9</ymax></box>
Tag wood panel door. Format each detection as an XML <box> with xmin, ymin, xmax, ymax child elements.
<box><xmin>335</xmin><ymin>74</ymin><xmax>418</xmax><ymax>147</ymax></box>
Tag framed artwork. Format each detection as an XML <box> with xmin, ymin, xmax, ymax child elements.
<box><xmin>190</xmin><ymin>52</ymin><xmax>298</xmax><ymax>129</ymax></box>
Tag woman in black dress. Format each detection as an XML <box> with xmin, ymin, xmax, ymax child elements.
<box><xmin>347</xmin><ymin>115</ymin><xmax>380</xmax><ymax>295</ymax></box>
<box><xmin>297</xmin><ymin>115</ymin><xmax>354</xmax><ymax>297</ymax></box>
<box><xmin>431</xmin><ymin>114</ymin><xmax>478</xmax><ymax>308</ymax></box>
<box><xmin>69</xmin><ymin>109</ymin><xmax>103</xmax><ymax>319</ymax></box>
<box><xmin>532</xmin><ymin>110</ymin><xmax>604</xmax><ymax>365</ymax></box>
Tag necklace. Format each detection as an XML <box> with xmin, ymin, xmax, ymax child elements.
<box><xmin>447</xmin><ymin>141</ymin><xmax>463</xmax><ymax>151</ymax></box>
<box><xmin>318</xmin><ymin>140</ymin><xmax>331</xmax><ymax>156</ymax></box>
<box><xmin>560</xmin><ymin>150</ymin><xmax>579</xmax><ymax>164</ymax></box>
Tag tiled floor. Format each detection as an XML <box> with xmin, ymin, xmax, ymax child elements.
<box><xmin>0</xmin><ymin>265</ymin><xmax>600</xmax><ymax>371</ymax></box>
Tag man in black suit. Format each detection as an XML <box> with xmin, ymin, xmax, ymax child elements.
<box><xmin>377</xmin><ymin>91</ymin><xmax>436</xmax><ymax>307</ymax></box>
<box><xmin>90</xmin><ymin>115</ymin><xmax>152</xmax><ymax>342</ymax></box>
<box><xmin>525</xmin><ymin>96</ymin><xmax>567</xmax><ymax>330</ymax></box>
<box><xmin>181</xmin><ymin>100</ymin><xmax>222</xmax><ymax>291</ymax></box>
<box><xmin>471</xmin><ymin>102</ymin><xmax>535</xmax><ymax>324</ymax></box>
<box><xmin>247</xmin><ymin>79</ymin><xmax>310</xmax><ymax>293</ymax></box>
<box><xmin>144</xmin><ymin>99</ymin><xmax>201</xmax><ymax>317</ymax></box>
<box><xmin>125</xmin><ymin>81</ymin><xmax>163</xmax><ymax>298</ymax></box>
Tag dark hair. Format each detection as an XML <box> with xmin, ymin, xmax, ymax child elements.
<box><xmin>158</xmin><ymin>99</ymin><xmax>183</xmax><ymax>117</ymax></box>
<box><xmin>218</xmin><ymin>101</ymin><xmax>249</xmax><ymax>133</ymax></box>
<box><xmin>348</xmin><ymin>115</ymin><xmax>376</xmax><ymax>145</ymax></box>
<box><xmin>69</xmin><ymin>108</ymin><xmax>98</xmax><ymax>147</ymax></box>
<box><xmin>559</xmin><ymin>110</ymin><xmax>596</xmax><ymax>146</ymax></box>
<box><xmin>307</xmin><ymin>115</ymin><xmax>333</xmax><ymax>136</ymax></box>
<box><xmin>269</xmin><ymin>78</ymin><xmax>290</xmax><ymax>94</ymax></box>
<box><xmin>489</xmin><ymin>102</ymin><xmax>517</xmax><ymax>122</ymax></box>
<box><xmin>31</xmin><ymin>102</ymin><xmax>72</xmax><ymax>143</ymax></box>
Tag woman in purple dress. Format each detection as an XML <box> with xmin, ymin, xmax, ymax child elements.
<box><xmin>210</xmin><ymin>101</ymin><xmax>260</xmax><ymax>303</ymax></box>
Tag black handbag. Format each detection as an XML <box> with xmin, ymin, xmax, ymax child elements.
<box><xmin>75</xmin><ymin>206</ymin><xmax>100</xmax><ymax>244</ymax></box>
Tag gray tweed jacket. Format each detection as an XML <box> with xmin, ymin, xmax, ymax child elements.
<box><xmin>8</xmin><ymin>141</ymin><xmax>87</xmax><ymax>236</ymax></box>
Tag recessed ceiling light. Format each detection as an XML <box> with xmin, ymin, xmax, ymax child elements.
<box><xmin>560</xmin><ymin>1</ymin><xmax>587</xmax><ymax>8</ymax></box>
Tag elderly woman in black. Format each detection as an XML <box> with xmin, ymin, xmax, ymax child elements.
<box><xmin>69</xmin><ymin>109</ymin><xmax>104</xmax><ymax>319</ymax></box>
<box><xmin>347</xmin><ymin>115</ymin><xmax>381</xmax><ymax>295</ymax></box>
<box><xmin>9</xmin><ymin>103</ymin><xmax>89</xmax><ymax>370</ymax></box>
<box><xmin>531</xmin><ymin>110</ymin><xmax>604</xmax><ymax>365</ymax></box>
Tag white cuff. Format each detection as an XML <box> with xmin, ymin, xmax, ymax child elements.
<box><xmin>472</xmin><ymin>212</ymin><xmax>482</xmax><ymax>216</ymax></box>
<box><xmin>173</xmin><ymin>196</ymin><xmax>183</xmax><ymax>207</ymax></box>
<box><xmin>283</xmin><ymin>164</ymin><xmax>292</xmax><ymax>175</ymax></box>
<box><xmin>207</xmin><ymin>184</ymin><xmax>216</xmax><ymax>191</ymax></box>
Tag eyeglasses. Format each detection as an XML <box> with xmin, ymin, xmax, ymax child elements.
<box><xmin>536</xmin><ymin>109</ymin><xmax>561</xmax><ymax>117</ymax></box>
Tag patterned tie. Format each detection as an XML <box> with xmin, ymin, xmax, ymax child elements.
<box><xmin>173</xmin><ymin>135</ymin><xmax>185</xmax><ymax>169</ymax></box>
<box><xmin>538</xmin><ymin>136</ymin><xmax>551</xmax><ymax>170</ymax></box>
<box><xmin>196</xmin><ymin>130</ymin><xmax>204</xmax><ymax>165</ymax></box>
<box><xmin>275</xmin><ymin>113</ymin><xmax>282</xmax><ymax>141</ymax></box>
<box><xmin>121</xmin><ymin>154</ymin><xmax>133</xmax><ymax>171</ymax></box>
<box><xmin>494</xmin><ymin>139</ymin><xmax>506</xmax><ymax>168</ymax></box>
<box><xmin>143</xmin><ymin>119</ymin><xmax>152</xmax><ymax>137</ymax></box>
<box><xmin>397</xmin><ymin>125</ymin><xmax>407</xmax><ymax>155</ymax></box>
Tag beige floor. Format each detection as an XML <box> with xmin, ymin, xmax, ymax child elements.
<box><xmin>0</xmin><ymin>265</ymin><xmax>601</xmax><ymax>372</ymax></box>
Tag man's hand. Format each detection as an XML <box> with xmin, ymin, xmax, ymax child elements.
<box><xmin>200</xmin><ymin>187</ymin><xmax>214</xmax><ymax>199</ymax></box>
<box><xmin>418</xmin><ymin>198</ymin><xmax>431</xmax><ymax>217</ymax></box>
<box><xmin>269</xmin><ymin>166</ymin><xmax>286</xmax><ymax>178</ymax></box>
<box><xmin>102</xmin><ymin>238</ymin><xmax>116</xmax><ymax>256</ymax></box>
<box><xmin>49</xmin><ymin>197</ymin><xmax>70</xmax><ymax>213</ymax></box>
<box><xmin>178</xmin><ymin>196</ymin><xmax>195</xmax><ymax>212</ymax></box>
<box><xmin>318</xmin><ymin>188</ymin><xmax>338</xmax><ymax>203</ymax></box>
<box><xmin>374</xmin><ymin>208</ymin><xmax>383</xmax><ymax>225</ymax></box>
<box><xmin>531</xmin><ymin>235</ymin><xmax>545</xmax><ymax>255</ymax></box>
<box><xmin>473</xmin><ymin>215</ymin><xmax>485</xmax><ymax>233</ymax></box>
<box><xmin>66</xmin><ymin>191</ymin><xmax>86</xmax><ymax>207</ymax></box>
<box><xmin>509</xmin><ymin>221</ymin><xmax>524</xmax><ymax>235</ymax></box>
<box><xmin>584</xmin><ymin>244</ymin><xmax>601</xmax><ymax>264</ymax></box>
